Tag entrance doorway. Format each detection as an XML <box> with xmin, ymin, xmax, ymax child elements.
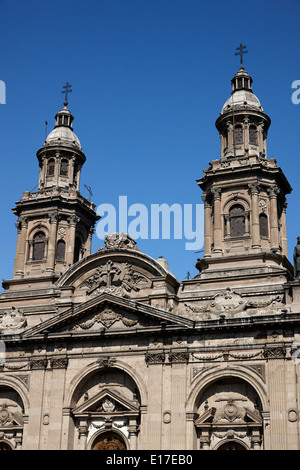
<box><xmin>218</xmin><ymin>441</ymin><xmax>246</xmax><ymax>450</ymax></box>
<box><xmin>92</xmin><ymin>431</ymin><xmax>126</xmax><ymax>450</ymax></box>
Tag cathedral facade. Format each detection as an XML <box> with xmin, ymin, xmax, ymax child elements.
<box><xmin>1</xmin><ymin>65</ymin><xmax>300</xmax><ymax>451</ymax></box>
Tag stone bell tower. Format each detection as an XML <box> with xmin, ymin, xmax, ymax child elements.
<box><xmin>196</xmin><ymin>58</ymin><xmax>294</xmax><ymax>288</ymax></box>
<box><xmin>10</xmin><ymin>84</ymin><xmax>99</xmax><ymax>283</ymax></box>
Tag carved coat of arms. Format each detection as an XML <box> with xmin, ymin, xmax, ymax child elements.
<box><xmin>82</xmin><ymin>261</ymin><xmax>148</xmax><ymax>297</ymax></box>
<box><xmin>0</xmin><ymin>307</ymin><xmax>27</xmax><ymax>331</ymax></box>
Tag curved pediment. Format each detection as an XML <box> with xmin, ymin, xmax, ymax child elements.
<box><xmin>56</xmin><ymin>234</ymin><xmax>179</xmax><ymax>300</ymax></box>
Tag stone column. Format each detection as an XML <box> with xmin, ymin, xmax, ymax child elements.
<box><xmin>144</xmin><ymin>353</ymin><xmax>164</xmax><ymax>449</ymax></box>
<box><xmin>185</xmin><ymin>412</ymin><xmax>198</xmax><ymax>450</ymax></box>
<box><xmin>211</xmin><ymin>188</ymin><xmax>222</xmax><ymax>254</ymax></box>
<box><xmin>249</xmin><ymin>183</ymin><xmax>261</xmax><ymax>250</ymax></box>
<box><xmin>28</xmin><ymin>239</ymin><xmax>34</xmax><ymax>261</ymax></box>
<box><xmin>224</xmin><ymin>214</ymin><xmax>230</xmax><ymax>238</ymax></box>
<box><xmin>56</xmin><ymin>152</ymin><xmax>61</xmax><ymax>185</ymax></box>
<box><xmin>244</xmin><ymin>115</ymin><xmax>249</xmax><ymax>152</ymax></box>
<box><xmin>128</xmin><ymin>421</ymin><xmax>138</xmax><ymax>450</ymax></box>
<box><xmin>258</xmin><ymin>121</ymin><xmax>264</xmax><ymax>155</ymax></box>
<box><xmin>13</xmin><ymin>216</ymin><xmax>28</xmax><ymax>278</ymax></box>
<box><xmin>26</xmin><ymin>359</ymin><xmax>48</xmax><ymax>449</ymax></box>
<box><xmin>39</xmin><ymin>156</ymin><xmax>45</xmax><ymax>189</ymax></box>
<box><xmin>244</xmin><ymin>210</ymin><xmax>250</xmax><ymax>235</ymax></box>
<box><xmin>226</xmin><ymin>121</ymin><xmax>233</xmax><ymax>156</ymax></box>
<box><xmin>200</xmin><ymin>432</ymin><xmax>211</xmax><ymax>450</ymax></box>
<box><xmin>13</xmin><ymin>219</ymin><xmax>22</xmax><ymax>273</ymax></box>
<box><xmin>268</xmin><ymin>185</ymin><xmax>280</xmax><ymax>251</ymax></box>
<box><xmin>250</xmin><ymin>430</ymin><xmax>262</xmax><ymax>450</ymax></box>
<box><xmin>46</xmin><ymin>213</ymin><xmax>58</xmax><ymax>272</ymax></box>
<box><xmin>261</xmin><ymin>411</ymin><xmax>271</xmax><ymax>450</ymax></box>
<box><xmin>47</xmin><ymin>358</ymin><xmax>68</xmax><ymax>449</ymax></box>
<box><xmin>169</xmin><ymin>352</ymin><xmax>189</xmax><ymax>449</ymax></box>
<box><xmin>70</xmin><ymin>155</ymin><xmax>76</xmax><ymax>187</ymax></box>
<box><xmin>66</xmin><ymin>215</ymin><xmax>78</xmax><ymax>266</ymax></box>
<box><xmin>78</xmin><ymin>424</ymin><xmax>88</xmax><ymax>450</ymax></box>
<box><xmin>265</xmin><ymin>345</ymin><xmax>287</xmax><ymax>449</ymax></box>
<box><xmin>201</xmin><ymin>194</ymin><xmax>212</xmax><ymax>257</ymax></box>
<box><xmin>281</xmin><ymin>201</ymin><xmax>288</xmax><ymax>256</ymax></box>
<box><xmin>85</xmin><ymin>227</ymin><xmax>95</xmax><ymax>257</ymax></box>
<box><xmin>15</xmin><ymin>433</ymin><xmax>23</xmax><ymax>450</ymax></box>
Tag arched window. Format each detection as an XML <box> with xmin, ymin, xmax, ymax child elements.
<box><xmin>229</xmin><ymin>204</ymin><xmax>245</xmax><ymax>237</ymax></box>
<box><xmin>56</xmin><ymin>240</ymin><xmax>65</xmax><ymax>261</ymax></box>
<box><xmin>60</xmin><ymin>159</ymin><xmax>68</xmax><ymax>176</ymax></box>
<box><xmin>47</xmin><ymin>159</ymin><xmax>55</xmax><ymax>176</ymax></box>
<box><xmin>234</xmin><ymin>125</ymin><xmax>243</xmax><ymax>144</ymax></box>
<box><xmin>32</xmin><ymin>231</ymin><xmax>46</xmax><ymax>261</ymax></box>
<box><xmin>259</xmin><ymin>213</ymin><xmax>268</xmax><ymax>237</ymax></box>
<box><xmin>249</xmin><ymin>125</ymin><xmax>257</xmax><ymax>145</ymax></box>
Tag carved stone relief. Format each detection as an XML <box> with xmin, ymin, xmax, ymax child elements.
<box><xmin>103</xmin><ymin>233</ymin><xmax>137</xmax><ymax>250</ymax></box>
<box><xmin>80</xmin><ymin>261</ymin><xmax>149</xmax><ymax>297</ymax></box>
<box><xmin>183</xmin><ymin>288</ymin><xmax>283</xmax><ymax>319</ymax></box>
<box><xmin>0</xmin><ymin>307</ymin><xmax>27</xmax><ymax>331</ymax></box>
<box><xmin>0</xmin><ymin>405</ymin><xmax>13</xmax><ymax>427</ymax></box>
<box><xmin>69</xmin><ymin>307</ymin><xmax>140</xmax><ymax>331</ymax></box>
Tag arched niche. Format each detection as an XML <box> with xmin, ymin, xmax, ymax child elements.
<box><xmin>66</xmin><ymin>361</ymin><xmax>146</xmax><ymax>450</ymax></box>
<box><xmin>0</xmin><ymin>384</ymin><xmax>26</xmax><ymax>450</ymax></box>
<box><xmin>193</xmin><ymin>375</ymin><xmax>264</xmax><ymax>450</ymax></box>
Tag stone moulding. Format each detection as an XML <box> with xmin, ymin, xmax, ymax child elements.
<box><xmin>145</xmin><ymin>350</ymin><xmax>189</xmax><ymax>365</ymax></box>
<box><xmin>49</xmin><ymin>356</ymin><xmax>68</xmax><ymax>369</ymax></box>
<box><xmin>145</xmin><ymin>352</ymin><xmax>165</xmax><ymax>366</ymax></box>
<box><xmin>29</xmin><ymin>358</ymin><xmax>48</xmax><ymax>370</ymax></box>
<box><xmin>168</xmin><ymin>351</ymin><xmax>189</xmax><ymax>363</ymax></box>
<box><xmin>263</xmin><ymin>345</ymin><xmax>286</xmax><ymax>359</ymax></box>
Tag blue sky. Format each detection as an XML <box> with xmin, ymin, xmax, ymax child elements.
<box><xmin>0</xmin><ymin>0</ymin><xmax>300</xmax><ymax>283</ymax></box>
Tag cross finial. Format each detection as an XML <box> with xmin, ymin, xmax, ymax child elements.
<box><xmin>235</xmin><ymin>43</ymin><xmax>248</xmax><ymax>66</ymax></box>
<box><xmin>61</xmin><ymin>82</ymin><xmax>72</xmax><ymax>106</ymax></box>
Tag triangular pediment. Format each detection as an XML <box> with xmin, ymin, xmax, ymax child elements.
<box><xmin>22</xmin><ymin>292</ymin><xmax>193</xmax><ymax>338</ymax></box>
<box><xmin>195</xmin><ymin>405</ymin><xmax>262</xmax><ymax>427</ymax></box>
<box><xmin>0</xmin><ymin>404</ymin><xmax>24</xmax><ymax>428</ymax></box>
<box><xmin>72</xmin><ymin>388</ymin><xmax>139</xmax><ymax>416</ymax></box>
<box><xmin>195</xmin><ymin>407</ymin><xmax>216</xmax><ymax>425</ymax></box>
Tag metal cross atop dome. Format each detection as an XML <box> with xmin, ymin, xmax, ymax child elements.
<box><xmin>235</xmin><ymin>43</ymin><xmax>248</xmax><ymax>66</ymax></box>
<box><xmin>61</xmin><ymin>82</ymin><xmax>72</xmax><ymax>106</ymax></box>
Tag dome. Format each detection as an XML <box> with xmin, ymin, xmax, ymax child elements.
<box><xmin>221</xmin><ymin>89</ymin><xmax>263</xmax><ymax>114</ymax></box>
<box><xmin>44</xmin><ymin>105</ymin><xmax>82</xmax><ymax>149</ymax></box>
<box><xmin>45</xmin><ymin>126</ymin><xmax>81</xmax><ymax>149</ymax></box>
<box><xmin>220</xmin><ymin>66</ymin><xmax>264</xmax><ymax>115</ymax></box>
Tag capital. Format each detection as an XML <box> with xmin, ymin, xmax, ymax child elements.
<box><xmin>267</xmin><ymin>185</ymin><xmax>280</xmax><ymax>197</ymax></box>
<box><xmin>248</xmin><ymin>183</ymin><xmax>260</xmax><ymax>195</ymax></box>
<box><xmin>68</xmin><ymin>214</ymin><xmax>79</xmax><ymax>226</ymax></box>
<box><xmin>48</xmin><ymin>212</ymin><xmax>59</xmax><ymax>224</ymax></box>
<box><xmin>201</xmin><ymin>194</ymin><xmax>211</xmax><ymax>207</ymax></box>
<box><xmin>211</xmin><ymin>187</ymin><xmax>222</xmax><ymax>199</ymax></box>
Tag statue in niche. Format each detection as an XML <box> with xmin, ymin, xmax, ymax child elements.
<box><xmin>294</xmin><ymin>237</ymin><xmax>300</xmax><ymax>279</ymax></box>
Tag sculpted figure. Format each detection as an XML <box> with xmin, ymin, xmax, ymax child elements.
<box><xmin>294</xmin><ymin>237</ymin><xmax>300</xmax><ymax>279</ymax></box>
